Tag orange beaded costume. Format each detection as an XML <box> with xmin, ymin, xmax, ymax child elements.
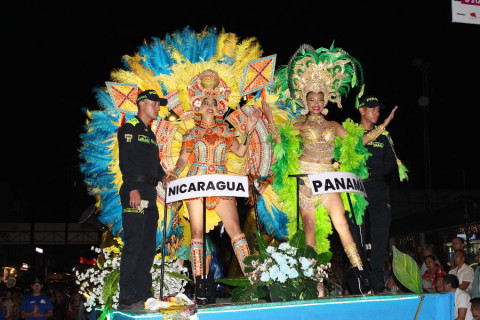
<box><xmin>181</xmin><ymin>120</ymin><xmax>238</xmax><ymax>210</ymax></box>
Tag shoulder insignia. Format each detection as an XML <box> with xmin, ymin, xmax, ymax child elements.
<box><xmin>125</xmin><ymin>118</ymin><xmax>140</xmax><ymax>126</ymax></box>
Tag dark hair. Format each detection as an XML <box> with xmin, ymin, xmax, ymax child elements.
<box><xmin>443</xmin><ymin>274</ymin><xmax>459</xmax><ymax>288</ymax></box>
<box><xmin>470</xmin><ymin>297</ymin><xmax>480</xmax><ymax>309</ymax></box>
<box><xmin>423</xmin><ymin>255</ymin><xmax>437</xmax><ymax>263</ymax></box>
<box><xmin>423</xmin><ymin>243</ymin><xmax>436</xmax><ymax>253</ymax></box>
<box><xmin>453</xmin><ymin>237</ymin><xmax>465</xmax><ymax>244</ymax></box>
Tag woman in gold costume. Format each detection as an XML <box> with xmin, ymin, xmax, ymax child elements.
<box><xmin>263</xmin><ymin>44</ymin><xmax>397</xmax><ymax>292</ymax></box>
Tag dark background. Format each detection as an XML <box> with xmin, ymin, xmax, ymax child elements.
<box><xmin>3</xmin><ymin>1</ymin><xmax>479</xmax><ymax>229</ymax></box>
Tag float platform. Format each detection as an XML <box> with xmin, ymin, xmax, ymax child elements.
<box><xmin>96</xmin><ymin>292</ymin><xmax>454</xmax><ymax>320</ymax></box>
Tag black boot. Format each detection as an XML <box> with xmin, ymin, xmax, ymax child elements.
<box><xmin>195</xmin><ymin>275</ymin><xmax>208</xmax><ymax>306</ymax></box>
<box><xmin>206</xmin><ymin>273</ymin><xmax>216</xmax><ymax>304</ymax></box>
<box><xmin>352</xmin><ymin>266</ymin><xmax>371</xmax><ymax>294</ymax></box>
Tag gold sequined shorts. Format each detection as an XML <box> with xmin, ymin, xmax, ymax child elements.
<box><xmin>298</xmin><ymin>160</ymin><xmax>334</xmax><ymax>211</ymax></box>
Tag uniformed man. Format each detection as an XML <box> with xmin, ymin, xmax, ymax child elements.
<box><xmin>358</xmin><ymin>95</ymin><xmax>397</xmax><ymax>293</ymax></box>
<box><xmin>117</xmin><ymin>89</ymin><xmax>167</xmax><ymax>310</ymax></box>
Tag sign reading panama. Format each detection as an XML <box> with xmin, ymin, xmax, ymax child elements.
<box><xmin>166</xmin><ymin>174</ymin><xmax>249</xmax><ymax>203</ymax></box>
<box><xmin>308</xmin><ymin>172</ymin><xmax>367</xmax><ymax>197</ymax></box>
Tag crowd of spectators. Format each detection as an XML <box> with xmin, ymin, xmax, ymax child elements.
<box><xmin>1</xmin><ymin>235</ymin><xmax>478</xmax><ymax>319</ymax></box>
<box><xmin>0</xmin><ymin>278</ymin><xmax>87</xmax><ymax>320</ymax></box>
<box><xmin>416</xmin><ymin>236</ymin><xmax>480</xmax><ymax>320</ymax></box>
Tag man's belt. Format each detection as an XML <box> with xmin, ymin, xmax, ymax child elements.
<box><xmin>131</xmin><ymin>175</ymin><xmax>159</xmax><ymax>186</ymax></box>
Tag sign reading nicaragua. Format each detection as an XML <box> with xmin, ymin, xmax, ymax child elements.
<box><xmin>308</xmin><ymin>172</ymin><xmax>367</xmax><ymax>197</ymax></box>
<box><xmin>166</xmin><ymin>174</ymin><xmax>249</xmax><ymax>203</ymax></box>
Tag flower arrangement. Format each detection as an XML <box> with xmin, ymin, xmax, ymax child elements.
<box><xmin>218</xmin><ymin>230</ymin><xmax>340</xmax><ymax>302</ymax></box>
<box><xmin>76</xmin><ymin>236</ymin><xmax>191</xmax><ymax>318</ymax></box>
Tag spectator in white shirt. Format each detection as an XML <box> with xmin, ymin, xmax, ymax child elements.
<box><xmin>450</xmin><ymin>250</ymin><xmax>475</xmax><ymax>295</ymax></box>
<box><xmin>444</xmin><ymin>274</ymin><xmax>473</xmax><ymax>320</ymax></box>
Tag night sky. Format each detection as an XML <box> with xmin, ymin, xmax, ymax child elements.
<box><xmin>3</xmin><ymin>1</ymin><xmax>480</xmax><ymax>225</ymax></box>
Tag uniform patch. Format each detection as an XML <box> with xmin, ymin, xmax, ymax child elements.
<box><xmin>138</xmin><ymin>135</ymin><xmax>157</xmax><ymax>145</ymax></box>
<box><xmin>123</xmin><ymin>208</ymin><xmax>144</xmax><ymax>214</ymax></box>
<box><xmin>370</xmin><ymin>141</ymin><xmax>384</xmax><ymax>148</ymax></box>
<box><xmin>125</xmin><ymin>134</ymin><xmax>133</xmax><ymax>142</ymax></box>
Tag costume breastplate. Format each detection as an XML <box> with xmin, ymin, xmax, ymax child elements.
<box><xmin>300</xmin><ymin>116</ymin><xmax>335</xmax><ymax>161</ymax></box>
<box><xmin>188</xmin><ymin>122</ymin><xmax>228</xmax><ymax>175</ymax></box>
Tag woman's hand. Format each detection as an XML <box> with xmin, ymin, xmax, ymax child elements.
<box><xmin>383</xmin><ymin>105</ymin><xmax>398</xmax><ymax>127</ymax></box>
<box><xmin>246</xmin><ymin>107</ymin><xmax>262</xmax><ymax>134</ymax></box>
<box><xmin>261</xmin><ymin>99</ymin><xmax>274</xmax><ymax>123</ymax></box>
<box><xmin>164</xmin><ymin>173</ymin><xmax>178</xmax><ymax>187</ymax></box>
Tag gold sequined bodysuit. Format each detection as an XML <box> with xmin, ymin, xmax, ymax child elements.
<box><xmin>300</xmin><ymin>115</ymin><xmax>335</xmax><ymax>163</ymax></box>
<box><xmin>298</xmin><ymin>115</ymin><xmax>337</xmax><ymax>210</ymax></box>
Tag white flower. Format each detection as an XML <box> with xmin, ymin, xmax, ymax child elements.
<box><xmin>304</xmin><ymin>268</ymin><xmax>313</xmax><ymax>277</ymax></box>
<box><xmin>288</xmin><ymin>268</ymin><xmax>299</xmax><ymax>279</ymax></box>
<box><xmin>260</xmin><ymin>272</ymin><xmax>271</xmax><ymax>282</ymax></box>
<box><xmin>299</xmin><ymin>257</ymin><xmax>312</xmax><ymax>270</ymax></box>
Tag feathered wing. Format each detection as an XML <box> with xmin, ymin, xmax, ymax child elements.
<box><xmin>333</xmin><ymin>119</ymin><xmax>370</xmax><ymax>226</ymax></box>
<box><xmin>80</xmin><ymin>88</ymin><xmax>124</xmax><ymax>236</ymax></box>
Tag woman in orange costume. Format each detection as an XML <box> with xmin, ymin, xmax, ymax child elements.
<box><xmin>166</xmin><ymin>70</ymin><xmax>261</xmax><ymax>303</ymax></box>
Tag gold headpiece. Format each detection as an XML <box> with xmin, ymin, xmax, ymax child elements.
<box><xmin>292</xmin><ymin>55</ymin><xmax>351</xmax><ymax>109</ymax></box>
<box><xmin>188</xmin><ymin>69</ymin><xmax>231</xmax><ymax>116</ymax></box>
<box><xmin>199</xmin><ymin>69</ymin><xmax>220</xmax><ymax>90</ymax></box>
<box><xmin>283</xmin><ymin>44</ymin><xmax>364</xmax><ymax>112</ymax></box>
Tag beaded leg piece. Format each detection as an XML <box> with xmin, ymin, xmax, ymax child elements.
<box><xmin>190</xmin><ymin>239</ymin><xmax>204</xmax><ymax>279</ymax></box>
<box><xmin>344</xmin><ymin>242</ymin><xmax>371</xmax><ymax>294</ymax></box>
<box><xmin>344</xmin><ymin>242</ymin><xmax>363</xmax><ymax>268</ymax></box>
<box><xmin>231</xmin><ymin>233</ymin><xmax>250</xmax><ymax>275</ymax></box>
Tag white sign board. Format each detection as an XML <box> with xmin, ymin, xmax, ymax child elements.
<box><xmin>166</xmin><ymin>174</ymin><xmax>249</xmax><ymax>203</ymax></box>
<box><xmin>452</xmin><ymin>0</ymin><xmax>480</xmax><ymax>25</ymax></box>
<box><xmin>308</xmin><ymin>172</ymin><xmax>367</xmax><ymax>197</ymax></box>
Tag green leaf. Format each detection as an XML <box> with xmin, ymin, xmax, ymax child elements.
<box><xmin>299</xmin><ymin>282</ymin><xmax>318</xmax><ymax>300</ymax></box>
<box><xmin>296</xmin><ymin>245</ymin><xmax>317</xmax><ymax>260</ymax></box>
<box><xmin>99</xmin><ymin>269</ymin><xmax>120</xmax><ymax>320</ymax></box>
<box><xmin>102</xmin><ymin>269</ymin><xmax>120</xmax><ymax>306</ymax></box>
<box><xmin>289</xmin><ymin>230</ymin><xmax>306</xmax><ymax>248</ymax></box>
<box><xmin>244</xmin><ymin>266</ymin><xmax>255</xmax><ymax>274</ymax></box>
<box><xmin>268</xmin><ymin>283</ymin><xmax>291</xmax><ymax>301</ymax></box>
<box><xmin>244</xmin><ymin>254</ymin><xmax>260</xmax><ymax>266</ymax></box>
<box><xmin>216</xmin><ymin>277</ymin><xmax>251</xmax><ymax>287</ymax></box>
<box><xmin>231</xmin><ymin>284</ymin><xmax>267</xmax><ymax>302</ymax></box>
<box><xmin>392</xmin><ymin>246</ymin><xmax>422</xmax><ymax>294</ymax></box>
<box><xmin>316</xmin><ymin>251</ymin><xmax>332</xmax><ymax>265</ymax></box>
<box><xmin>254</xmin><ymin>231</ymin><xmax>268</xmax><ymax>260</ymax></box>
<box><xmin>165</xmin><ymin>271</ymin><xmax>192</xmax><ymax>282</ymax></box>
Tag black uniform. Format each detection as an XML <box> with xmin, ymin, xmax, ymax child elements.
<box><xmin>363</xmin><ymin>129</ymin><xmax>396</xmax><ymax>292</ymax></box>
<box><xmin>117</xmin><ymin>116</ymin><xmax>165</xmax><ymax>303</ymax></box>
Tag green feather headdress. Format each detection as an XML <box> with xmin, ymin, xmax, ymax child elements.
<box><xmin>275</xmin><ymin>43</ymin><xmax>365</xmax><ymax>114</ymax></box>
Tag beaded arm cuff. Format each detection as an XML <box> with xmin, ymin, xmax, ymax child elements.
<box><xmin>268</xmin><ymin>122</ymin><xmax>281</xmax><ymax>141</ymax></box>
<box><xmin>242</xmin><ymin>131</ymin><xmax>252</xmax><ymax>145</ymax></box>
<box><xmin>167</xmin><ymin>166</ymin><xmax>181</xmax><ymax>180</ymax></box>
<box><xmin>366</xmin><ymin>124</ymin><xmax>385</xmax><ymax>141</ymax></box>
